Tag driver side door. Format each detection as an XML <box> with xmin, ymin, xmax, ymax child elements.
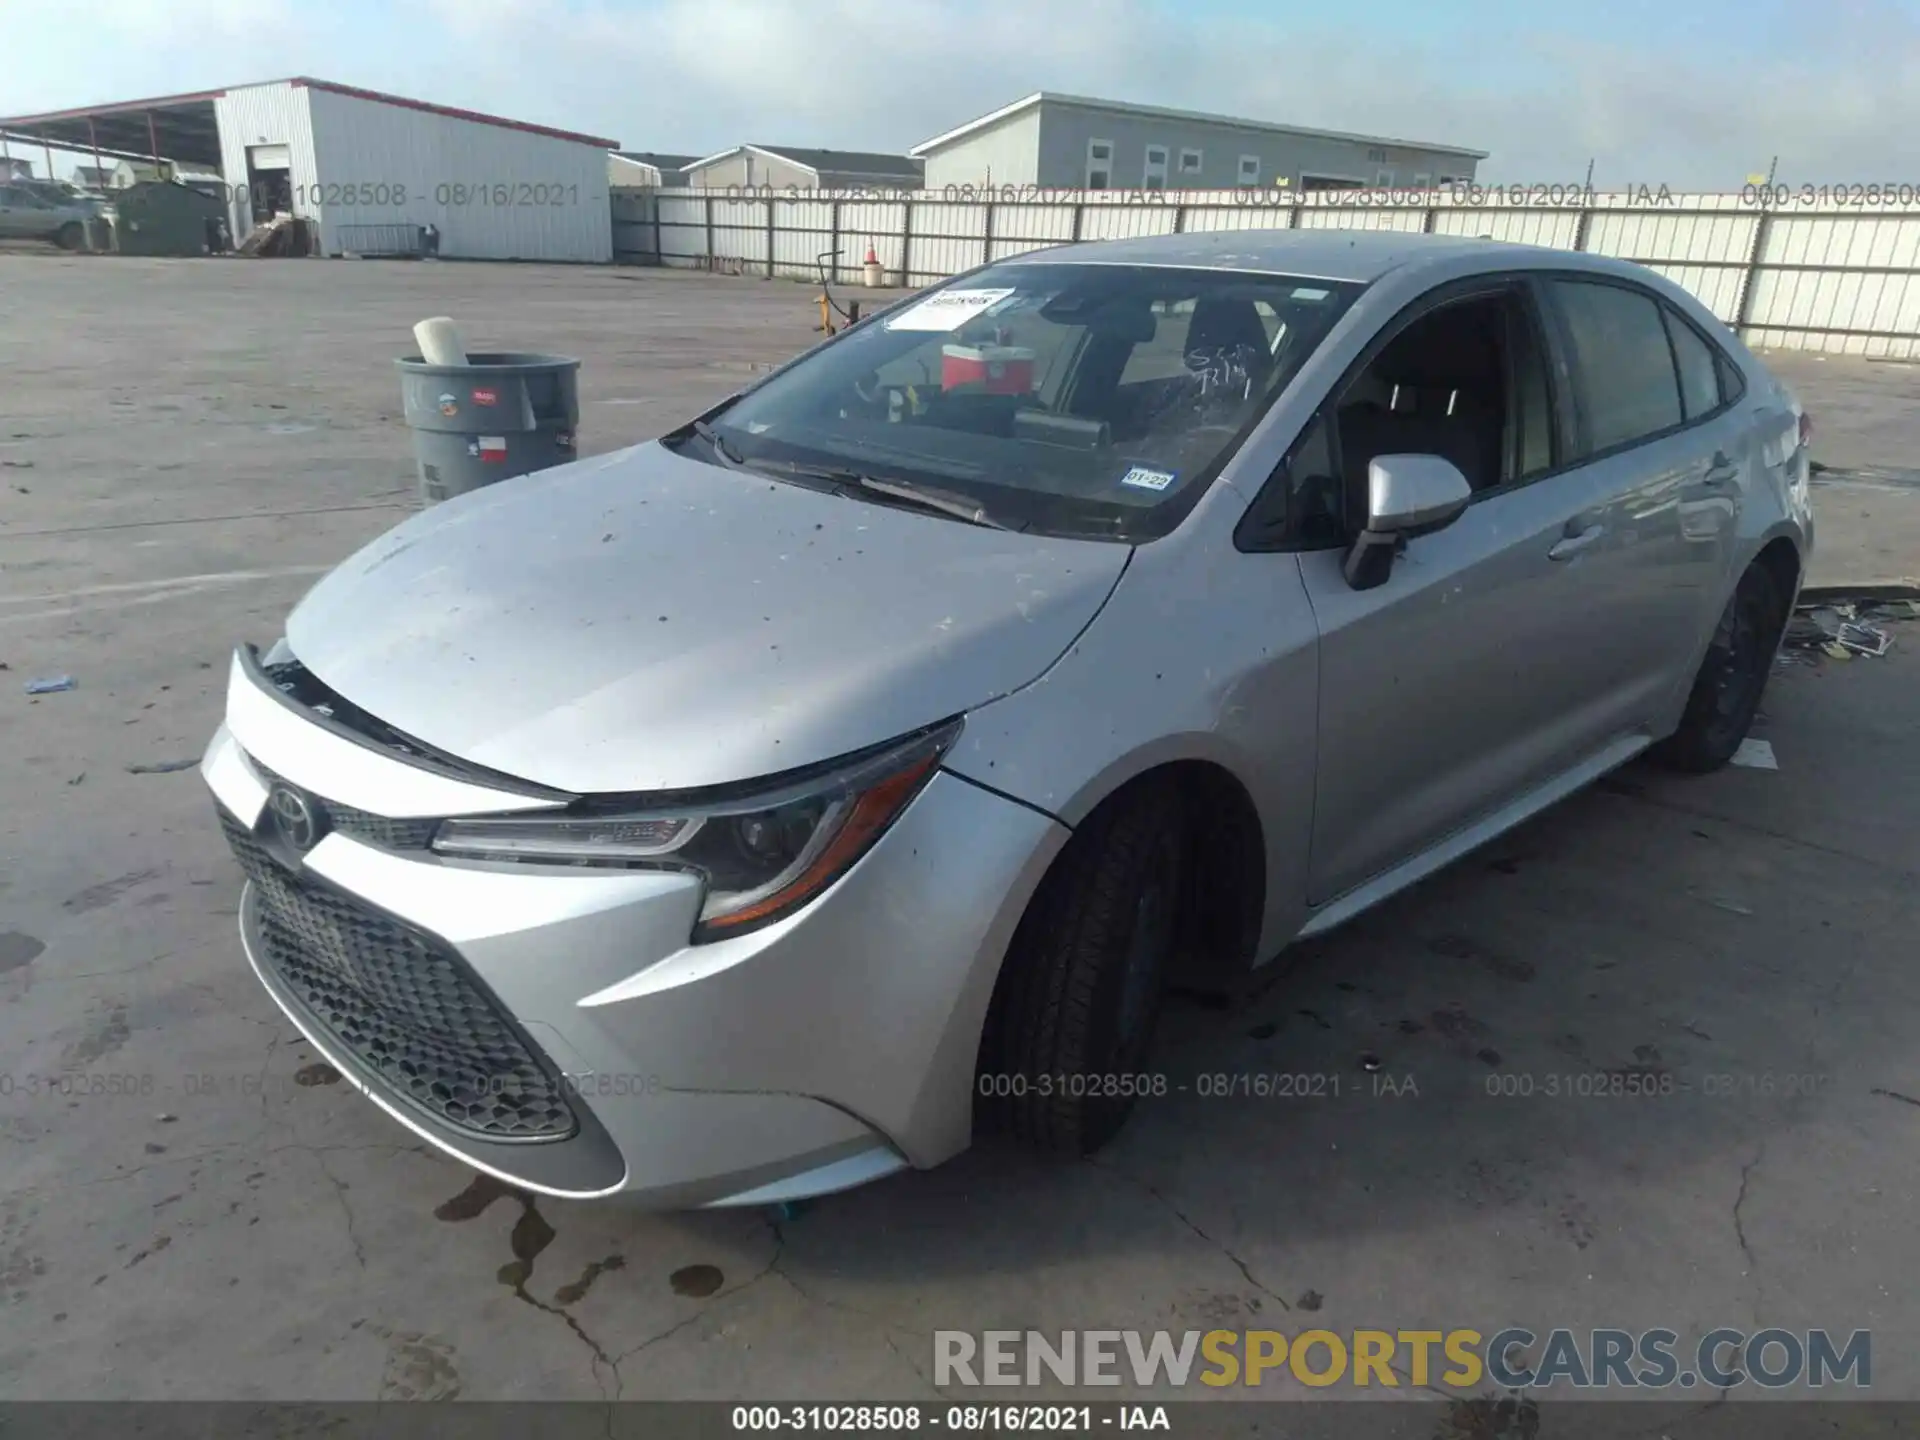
<box><xmin>1290</xmin><ymin>276</ymin><xmax>1646</xmax><ymax>906</ymax></box>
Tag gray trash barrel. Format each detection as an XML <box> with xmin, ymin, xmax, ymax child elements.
<box><xmin>396</xmin><ymin>352</ymin><xmax>581</xmax><ymax>503</ymax></box>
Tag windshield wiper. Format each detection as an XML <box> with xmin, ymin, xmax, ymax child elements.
<box><xmin>702</xmin><ymin>442</ymin><xmax>1014</xmax><ymax>530</ymax></box>
<box><xmin>850</xmin><ymin>474</ymin><xmax>1015</xmax><ymax>530</ymax></box>
<box><xmin>749</xmin><ymin>459</ymin><xmax>1012</xmax><ymax>530</ymax></box>
<box><xmin>691</xmin><ymin>418</ymin><xmax>747</xmax><ymax>467</ymax></box>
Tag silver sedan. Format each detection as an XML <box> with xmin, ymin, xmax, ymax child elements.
<box><xmin>201</xmin><ymin>230</ymin><xmax>1814</xmax><ymax>1207</ymax></box>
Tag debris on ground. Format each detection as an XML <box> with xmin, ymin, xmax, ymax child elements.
<box><xmin>24</xmin><ymin>675</ymin><xmax>77</xmax><ymax>694</ymax></box>
<box><xmin>236</xmin><ymin>215</ymin><xmax>312</xmax><ymax>258</ymax></box>
<box><xmin>126</xmin><ymin>759</ymin><xmax>199</xmax><ymax>775</ymax></box>
<box><xmin>1782</xmin><ymin>594</ymin><xmax>1915</xmax><ymax>660</ymax></box>
<box><xmin>1730</xmin><ymin>738</ymin><xmax>1778</xmax><ymax>771</ymax></box>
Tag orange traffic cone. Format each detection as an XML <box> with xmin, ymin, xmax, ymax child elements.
<box><xmin>863</xmin><ymin>244</ymin><xmax>884</xmax><ymax>288</ymax></box>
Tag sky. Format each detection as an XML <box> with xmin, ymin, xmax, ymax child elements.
<box><xmin>1</xmin><ymin>0</ymin><xmax>1916</xmax><ymax>187</ymax></box>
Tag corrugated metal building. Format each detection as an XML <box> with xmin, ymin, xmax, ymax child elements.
<box><xmin>681</xmin><ymin>145</ymin><xmax>923</xmax><ymax>192</ymax></box>
<box><xmin>215</xmin><ymin>79</ymin><xmax>616</xmax><ymax>261</ymax></box>
<box><xmin>609</xmin><ymin>151</ymin><xmax>697</xmax><ymax>188</ymax></box>
<box><xmin>0</xmin><ymin>77</ymin><xmax>617</xmax><ymax>262</ymax></box>
<box><xmin>912</xmin><ymin>93</ymin><xmax>1486</xmax><ymax>192</ymax></box>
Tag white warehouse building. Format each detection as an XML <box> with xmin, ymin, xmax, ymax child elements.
<box><xmin>912</xmin><ymin>92</ymin><xmax>1486</xmax><ymax>194</ymax></box>
<box><xmin>0</xmin><ymin>76</ymin><xmax>618</xmax><ymax>262</ymax></box>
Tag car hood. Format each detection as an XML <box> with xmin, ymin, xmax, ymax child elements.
<box><xmin>285</xmin><ymin>442</ymin><xmax>1128</xmax><ymax>794</ymax></box>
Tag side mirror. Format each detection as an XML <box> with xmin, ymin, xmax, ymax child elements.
<box><xmin>1343</xmin><ymin>454</ymin><xmax>1472</xmax><ymax>591</ymax></box>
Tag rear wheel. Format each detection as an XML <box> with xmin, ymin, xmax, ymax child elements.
<box><xmin>53</xmin><ymin>222</ymin><xmax>84</xmax><ymax>251</ymax></box>
<box><xmin>980</xmin><ymin>780</ymin><xmax>1189</xmax><ymax>1154</ymax></box>
<box><xmin>1652</xmin><ymin>562</ymin><xmax>1788</xmax><ymax>773</ymax></box>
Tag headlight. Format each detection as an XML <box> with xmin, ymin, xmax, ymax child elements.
<box><xmin>430</xmin><ymin>719</ymin><xmax>960</xmax><ymax>940</ymax></box>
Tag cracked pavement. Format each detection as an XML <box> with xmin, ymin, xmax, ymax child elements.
<box><xmin>2</xmin><ymin>257</ymin><xmax>1919</xmax><ymax>1404</ymax></box>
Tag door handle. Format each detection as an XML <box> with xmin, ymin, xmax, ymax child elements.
<box><xmin>1548</xmin><ymin>525</ymin><xmax>1606</xmax><ymax>561</ymax></box>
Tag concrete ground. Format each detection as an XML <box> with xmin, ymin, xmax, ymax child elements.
<box><xmin>1</xmin><ymin>254</ymin><xmax>1918</xmax><ymax>1415</ymax></box>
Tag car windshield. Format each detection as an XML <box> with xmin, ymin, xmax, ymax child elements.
<box><xmin>680</xmin><ymin>262</ymin><xmax>1363</xmax><ymax>541</ymax></box>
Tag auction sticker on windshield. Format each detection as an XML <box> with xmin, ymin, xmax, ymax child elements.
<box><xmin>886</xmin><ymin>288</ymin><xmax>1017</xmax><ymax>332</ymax></box>
<box><xmin>1120</xmin><ymin>466</ymin><xmax>1178</xmax><ymax>492</ymax></box>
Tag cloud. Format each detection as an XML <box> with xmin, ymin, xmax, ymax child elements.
<box><xmin>6</xmin><ymin>0</ymin><xmax>1918</xmax><ymax>187</ymax></box>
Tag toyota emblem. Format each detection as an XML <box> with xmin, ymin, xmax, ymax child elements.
<box><xmin>268</xmin><ymin>784</ymin><xmax>324</xmax><ymax>852</ymax></box>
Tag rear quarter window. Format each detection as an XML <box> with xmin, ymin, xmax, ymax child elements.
<box><xmin>1664</xmin><ymin>308</ymin><xmax>1725</xmax><ymax>420</ymax></box>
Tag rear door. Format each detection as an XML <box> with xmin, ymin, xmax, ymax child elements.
<box><xmin>1538</xmin><ymin>277</ymin><xmax>1741</xmax><ymax>709</ymax></box>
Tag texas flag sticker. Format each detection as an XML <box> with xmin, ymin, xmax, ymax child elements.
<box><xmin>478</xmin><ymin>436</ymin><xmax>508</xmax><ymax>462</ymax></box>
<box><xmin>472</xmin><ymin>388</ymin><xmax>498</xmax><ymax>406</ymax></box>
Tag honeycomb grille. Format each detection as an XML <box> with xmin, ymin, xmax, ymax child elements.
<box><xmin>220</xmin><ymin>811</ymin><xmax>577</xmax><ymax>1142</ymax></box>
<box><xmin>314</xmin><ymin>799</ymin><xmax>439</xmax><ymax>851</ymax></box>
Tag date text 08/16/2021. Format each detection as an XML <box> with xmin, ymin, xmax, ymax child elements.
<box><xmin>972</xmin><ymin>1071</ymin><xmax>1411</xmax><ymax>1101</ymax></box>
<box><xmin>208</xmin><ymin>181</ymin><xmax>585</xmax><ymax>209</ymax></box>
<box><xmin>730</xmin><ymin>1406</ymin><xmax>1169</xmax><ymax>1432</ymax></box>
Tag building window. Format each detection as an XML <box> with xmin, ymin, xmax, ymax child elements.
<box><xmin>1375</xmin><ymin>169</ymin><xmax>1395</xmax><ymax>186</ymax></box>
<box><xmin>1238</xmin><ymin>155</ymin><xmax>1261</xmax><ymax>185</ymax></box>
<box><xmin>1366</xmin><ymin>146</ymin><xmax>1388</xmax><ymax>163</ymax></box>
<box><xmin>1178</xmin><ymin>148</ymin><xmax>1203</xmax><ymax>177</ymax></box>
<box><xmin>1087</xmin><ymin>138</ymin><xmax>1112</xmax><ymax>190</ymax></box>
<box><xmin>1143</xmin><ymin>145</ymin><xmax>1168</xmax><ymax>189</ymax></box>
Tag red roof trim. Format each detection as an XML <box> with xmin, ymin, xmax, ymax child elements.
<box><xmin>289</xmin><ymin>78</ymin><xmax>618</xmax><ymax>149</ymax></box>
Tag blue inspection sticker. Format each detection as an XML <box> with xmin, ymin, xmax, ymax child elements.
<box><xmin>1119</xmin><ymin>466</ymin><xmax>1178</xmax><ymax>492</ymax></box>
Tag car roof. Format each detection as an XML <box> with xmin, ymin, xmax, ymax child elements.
<box><xmin>1017</xmin><ymin>229</ymin><xmax>1550</xmax><ymax>285</ymax></box>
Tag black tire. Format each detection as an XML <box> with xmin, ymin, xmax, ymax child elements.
<box><xmin>980</xmin><ymin>780</ymin><xmax>1189</xmax><ymax>1154</ymax></box>
<box><xmin>53</xmin><ymin>222</ymin><xmax>84</xmax><ymax>251</ymax></box>
<box><xmin>1651</xmin><ymin>562</ymin><xmax>1788</xmax><ymax>773</ymax></box>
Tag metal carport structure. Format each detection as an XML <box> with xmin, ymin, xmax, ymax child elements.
<box><xmin>0</xmin><ymin>89</ymin><xmax>224</xmax><ymax>181</ymax></box>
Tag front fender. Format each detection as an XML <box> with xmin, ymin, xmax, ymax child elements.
<box><xmin>944</xmin><ymin>516</ymin><xmax>1320</xmax><ymax>962</ymax></box>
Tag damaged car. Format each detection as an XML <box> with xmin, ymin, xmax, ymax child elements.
<box><xmin>202</xmin><ymin>230</ymin><xmax>1814</xmax><ymax>1207</ymax></box>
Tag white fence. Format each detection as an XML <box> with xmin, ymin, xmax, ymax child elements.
<box><xmin>610</xmin><ymin>185</ymin><xmax>1920</xmax><ymax>359</ymax></box>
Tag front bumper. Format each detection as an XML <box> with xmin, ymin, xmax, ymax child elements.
<box><xmin>204</xmin><ymin>650</ymin><xmax>1067</xmax><ymax>1207</ymax></box>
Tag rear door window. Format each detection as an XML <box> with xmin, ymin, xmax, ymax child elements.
<box><xmin>1550</xmin><ymin>280</ymin><xmax>1684</xmax><ymax>454</ymax></box>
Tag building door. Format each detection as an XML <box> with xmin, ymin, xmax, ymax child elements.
<box><xmin>246</xmin><ymin>144</ymin><xmax>292</xmax><ymax>224</ymax></box>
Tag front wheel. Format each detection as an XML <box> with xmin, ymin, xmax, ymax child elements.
<box><xmin>1651</xmin><ymin>562</ymin><xmax>1788</xmax><ymax>773</ymax></box>
<box><xmin>980</xmin><ymin>781</ymin><xmax>1190</xmax><ymax>1154</ymax></box>
<box><xmin>53</xmin><ymin>222</ymin><xmax>85</xmax><ymax>251</ymax></box>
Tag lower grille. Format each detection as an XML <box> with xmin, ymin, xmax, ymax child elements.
<box><xmin>220</xmin><ymin>811</ymin><xmax>577</xmax><ymax>1142</ymax></box>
